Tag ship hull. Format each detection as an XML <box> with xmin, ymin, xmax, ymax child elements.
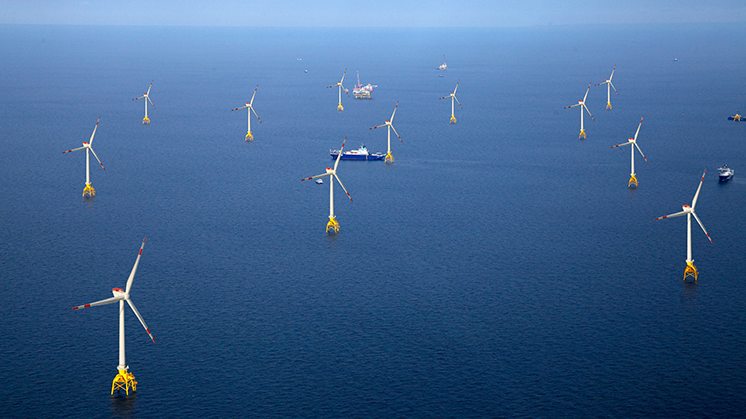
<box><xmin>330</xmin><ymin>151</ymin><xmax>385</xmax><ymax>161</ymax></box>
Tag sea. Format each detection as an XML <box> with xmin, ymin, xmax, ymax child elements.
<box><xmin>1</xmin><ymin>23</ymin><xmax>746</xmax><ymax>418</ymax></box>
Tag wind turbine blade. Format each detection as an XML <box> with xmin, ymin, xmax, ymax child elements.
<box><xmin>334</xmin><ymin>136</ymin><xmax>346</xmax><ymax>172</ymax></box>
<box><xmin>126</xmin><ymin>298</ymin><xmax>155</xmax><ymax>343</ymax></box>
<box><xmin>370</xmin><ymin>124</ymin><xmax>386</xmax><ymax>130</ymax></box>
<box><xmin>250</xmin><ymin>85</ymin><xmax>258</xmax><ymax>106</ymax></box>
<box><xmin>453</xmin><ymin>80</ymin><xmax>460</xmax><ymax>94</ymax></box>
<box><xmin>132</xmin><ymin>95</ymin><xmax>145</xmax><ymax>101</ymax></box>
<box><xmin>146</xmin><ymin>80</ymin><xmax>153</xmax><ymax>96</ymax></box>
<box><xmin>609</xmin><ymin>65</ymin><xmax>615</xmax><ymax>81</ymax></box>
<box><xmin>390</xmin><ymin>101</ymin><xmax>399</xmax><ymax>121</ymax></box>
<box><xmin>301</xmin><ymin>172</ymin><xmax>332</xmax><ymax>181</ymax></box>
<box><xmin>148</xmin><ymin>97</ymin><xmax>155</xmax><ymax>109</ymax></box>
<box><xmin>633</xmin><ymin>116</ymin><xmax>644</xmax><ymax>141</ymax></box>
<box><xmin>564</xmin><ymin>104</ymin><xmax>581</xmax><ymax>109</ymax></box>
<box><xmin>609</xmin><ymin>81</ymin><xmax>618</xmax><ymax>95</ymax></box>
<box><xmin>334</xmin><ymin>173</ymin><xmax>353</xmax><ymax>202</ymax></box>
<box><xmin>583</xmin><ymin>82</ymin><xmax>591</xmax><ymax>102</ymax></box>
<box><xmin>73</xmin><ymin>295</ymin><xmax>123</xmax><ymax>310</ymax></box>
<box><xmin>454</xmin><ymin>95</ymin><xmax>462</xmax><ymax>109</ymax></box>
<box><xmin>583</xmin><ymin>103</ymin><xmax>594</xmax><ymax>120</ymax></box>
<box><xmin>654</xmin><ymin>210</ymin><xmax>687</xmax><ymax>220</ymax></box>
<box><xmin>231</xmin><ymin>105</ymin><xmax>249</xmax><ymax>111</ymax></box>
<box><xmin>634</xmin><ymin>143</ymin><xmax>648</xmax><ymax>162</ymax></box>
<box><xmin>438</xmin><ymin>96</ymin><xmax>449</xmax><ymax>100</ymax></box>
<box><xmin>89</xmin><ymin>147</ymin><xmax>105</xmax><ymax>170</ymax></box>
<box><xmin>326</xmin><ymin>85</ymin><xmax>336</xmax><ymax>89</ymax></box>
<box><xmin>63</xmin><ymin>146</ymin><xmax>86</xmax><ymax>154</ymax></box>
<box><xmin>610</xmin><ymin>141</ymin><xmax>633</xmax><ymax>149</ymax></box>
<box><xmin>692</xmin><ymin>212</ymin><xmax>713</xmax><ymax>243</ymax></box>
<box><xmin>390</xmin><ymin>124</ymin><xmax>402</xmax><ymax>142</ymax></box>
<box><xmin>692</xmin><ymin>170</ymin><xmax>706</xmax><ymax>208</ymax></box>
<box><xmin>125</xmin><ymin>238</ymin><xmax>146</xmax><ymax>295</ymax></box>
<box><xmin>251</xmin><ymin>107</ymin><xmax>262</xmax><ymax>123</ymax></box>
<box><xmin>88</xmin><ymin>116</ymin><xmax>100</xmax><ymax>145</ymax></box>
<box><xmin>340</xmin><ymin>69</ymin><xmax>347</xmax><ymax>83</ymax></box>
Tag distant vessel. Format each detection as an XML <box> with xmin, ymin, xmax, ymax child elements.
<box><xmin>719</xmin><ymin>165</ymin><xmax>734</xmax><ymax>182</ymax></box>
<box><xmin>352</xmin><ymin>71</ymin><xmax>377</xmax><ymax>99</ymax></box>
<box><xmin>438</xmin><ymin>54</ymin><xmax>447</xmax><ymax>70</ymax></box>
<box><xmin>728</xmin><ymin>112</ymin><xmax>742</xmax><ymax>121</ymax></box>
<box><xmin>315</xmin><ymin>178</ymin><xmax>323</xmax><ymax>184</ymax></box>
<box><xmin>673</xmin><ymin>58</ymin><xmax>678</xmax><ymax>61</ymax></box>
<box><xmin>330</xmin><ymin>144</ymin><xmax>384</xmax><ymax>160</ymax></box>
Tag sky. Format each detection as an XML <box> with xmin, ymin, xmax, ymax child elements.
<box><xmin>0</xmin><ymin>0</ymin><xmax>744</xmax><ymax>27</ymax></box>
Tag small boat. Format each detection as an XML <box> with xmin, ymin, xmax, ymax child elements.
<box><xmin>315</xmin><ymin>178</ymin><xmax>323</xmax><ymax>184</ymax></box>
<box><xmin>330</xmin><ymin>144</ymin><xmax>385</xmax><ymax>161</ymax></box>
<box><xmin>718</xmin><ymin>165</ymin><xmax>734</xmax><ymax>182</ymax></box>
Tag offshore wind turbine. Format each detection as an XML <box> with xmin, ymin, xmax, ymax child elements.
<box><xmin>610</xmin><ymin>116</ymin><xmax>647</xmax><ymax>188</ymax></box>
<box><xmin>370</xmin><ymin>101</ymin><xmax>401</xmax><ymax>164</ymax></box>
<box><xmin>439</xmin><ymin>80</ymin><xmax>462</xmax><ymax>124</ymax></box>
<box><xmin>231</xmin><ymin>85</ymin><xmax>262</xmax><ymax>141</ymax></box>
<box><xmin>301</xmin><ymin>137</ymin><xmax>353</xmax><ymax>234</ymax></box>
<box><xmin>595</xmin><ymin>65</ymin><xmax>618</xmax><ymax>110</ymax></box>
<box><xmin>564</xmin><ymin>82</ymin><xmax>594</xmax><ymax>139</ymax></box>
<box><xmin>327</xmin><ymin>69</ymin><xmax>349</xmax><ymax>112</ymax></box>
<box><xmin>62</xmin><ymin>116</ymin><xmax>105</xmax><ymax>198</ymax></box>
<box><xmin>72</xmin><ymin>238</ymin><xmax>155</xmax><ymax>395</ymax></box>
<box><xmin>132</xmin><ymin>81</ymin><xmax>156</xmax><ymax>124</ymax></box>
<box><xmin>654</xmin><ymin>170</ymin><xmax>713</xmax><ymax>282</ymax></box>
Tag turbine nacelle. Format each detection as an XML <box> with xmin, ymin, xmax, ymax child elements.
<box><xmin>112</xmin><ymin>288</ymin><xmax>126</xmax><ymax>298</ymax></box>
<box><xmin>325</xmin><ymin>168</ymin><xmax>333</xmax><ymax>173</ymax></box>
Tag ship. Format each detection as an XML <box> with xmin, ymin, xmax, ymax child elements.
<box><xmin>330</xmin><ymin>144</ymin><xmax>384</xmax><ymax>160</ymax></box>
<box><xmin>718</xmin><ymin>165</ymin><xmax>734</xmax><ymax>182</ymax></box>
<box><xmin>352</xmin><ymin>71</ymin><xmax>376</xmax><ymax>99</ymax></box>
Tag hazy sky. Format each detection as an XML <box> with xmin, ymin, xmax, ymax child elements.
<box><xmin>1</xmin><ymin>1</ymin><xmax>744</xmax><ymax>27</ymax></box>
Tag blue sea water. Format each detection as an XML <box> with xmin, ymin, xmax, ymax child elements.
<box><xmin>1</xmin><ymin>23</ymin><xmax>746</xmax><ymax>418</ymax></box>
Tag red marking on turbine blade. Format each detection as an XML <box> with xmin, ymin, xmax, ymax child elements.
<box><xmin>301</xmin><ymin>177</ymin><xmax>312</xmax><ymax>181</ymax></box>
<box><xmin>73</xmin><ymin>307</ymin><xmax>79</xmax><ymax>310</ymax></box>
<box><xmin>84</xmin><ymin>304</ymin><xmax>91</xmax><ymax>308</ymax></box>
<box><xmin>139</xmin><ymin>249</ymin><xmax>143</xmax><ymax>255</ymax></box>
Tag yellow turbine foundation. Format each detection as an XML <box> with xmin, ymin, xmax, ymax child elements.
<box><xmin>735</xmin><ymin>115</ymin><xmax>741</xmax><ymax>121</ymax></box>
<box><xmin>579</xmin><ymin>130</ymin><xmax>586</xmax><ymax>139</ymax></box>
<box><xmin>384</xmin><ymin>151</ymin><xmax>394</xmax><ymax>164</ymax></box>
<box><xmin>450</xmin><ymin>115</ymin><xmax>457</xmax><ymax>124</ymax></box>
<box><xmin>111</xmin><ymin>369</ymin><xmax>137</xmax><ymax>395</ymax></box>
<box><xmin>628</xmin><ymin>175</ymin><xmax>638</xmax><ymax>188</ymax></box>
<box><xmin>83</xmin><ymin>184</ymin><xmax>96</xmax><ymax>198</ymax></box>
<box><xmin>142</xmin><ymin>116</ymin><xmax>150</xmax><ymax>125</ymax></box>
<box><xmin>245</xmin><ymin>131</ymin><xmax>253</xmax><ymax>141</ymax></box>
<box><xmin>326</xmin><ymin>216</ymin><xmax>340</xmax><ymax>234</ymax></box>
<box><xmin>684</xmin><ymin>262</ymin><xmax>698</xmax><ymax>282</ymax></box>
<box><xmin>337</xmin><ymin>104</ymin><xmax>344</xmax><ymax>112</ymax></box>
<box><xmin>606</xmin><ymin>102</ymin><xmax>612</xmax><ymax>110</ymax></box>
